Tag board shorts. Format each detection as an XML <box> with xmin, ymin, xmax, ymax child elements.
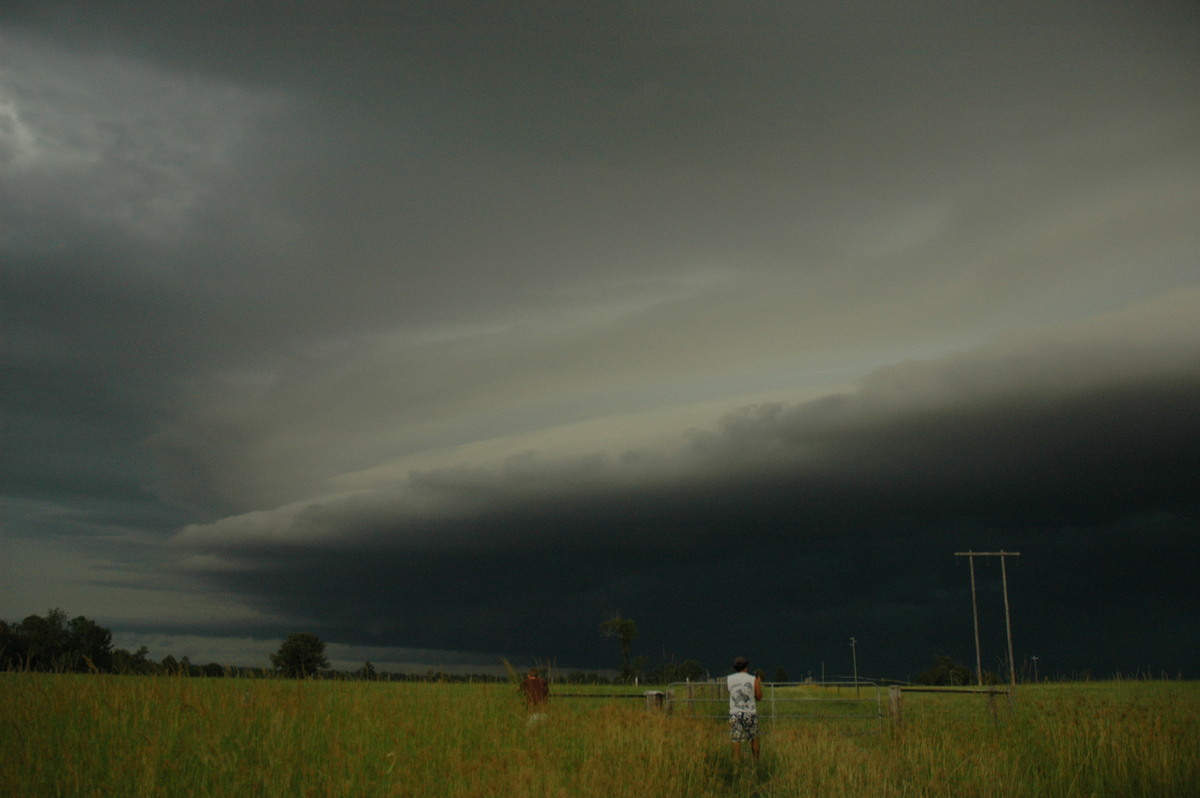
<box><xmin>729</xmin><ymin>711</ymin><xmax>758</xmax><ymax>742</ymax></box>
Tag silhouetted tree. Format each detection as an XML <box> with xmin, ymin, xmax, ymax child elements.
<box><xmin>8</xmin><ymin>609</ymin><xmax>112</xmax><ymax>672</ymax></box>
<box><xmin>271</xmin><ymin>633</ymin><xmax>329</xmax><ymax>678</ymax></box>
<box><xmin>0</xmin><ymin>619</ymin><xmax>27</xmax><ymax>670</ymax></box>
<box><xmin>66</xmin><ymin>615</ymin><xmax>113</xmax><ymax>672</ymax></box>
<box><xmin>112</xmin><ymin>645</ymin><xmax>153</xmax><ymax>674</ymax></box>
<box><xmin>916</xmin><ymin>655</ymin><xmax>974</xmax><ymax>686</ymax></box>
<box><xmin>19</xmin><ymin>609</ymin><xmax>68</xmax><ymax>670</ymax></box>
<box><xmin>600</xmin><ymin>613</ymin><xmax>639</xmax><ymax>683</ymax></box>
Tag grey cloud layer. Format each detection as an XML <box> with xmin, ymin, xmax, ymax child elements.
<box><xmin>171</xmin><ymin>306</ymin><xmax>1200</xmax><ymax>670</ymax></box>
<box><xmin>2</xmin><ymin>0</ymin><xmax>1198</xmax><ymax>674</ymax></box>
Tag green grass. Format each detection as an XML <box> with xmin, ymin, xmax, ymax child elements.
<box><xmin>3</xmin><ymin>675</ymin><xmax>1198</xmax><ymax>797</ymax></box>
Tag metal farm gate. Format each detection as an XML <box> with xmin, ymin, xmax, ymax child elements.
<box><xmin>663</xmin><ymin>680</ymin><xmax>885</xmax><ymax>733</ymax></box>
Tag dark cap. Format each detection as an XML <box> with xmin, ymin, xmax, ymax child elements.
<box><xmin>733</xmin><ymin>656</ymin><xmax>749</xmax><ymax>671</ymax></box>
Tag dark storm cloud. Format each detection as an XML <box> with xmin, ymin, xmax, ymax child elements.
<box><xmin>3</xmin><ymin>0</ymin><xmax>1198</xmax><ymax>674</ymax></box>
<box><xmin>173</xmin><ymin>319</ymin><xmax>1200</xmax><ymax>675</ymax></box>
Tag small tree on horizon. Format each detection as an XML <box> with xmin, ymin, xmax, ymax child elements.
<box><xmin>270</xmin><ymin>633</ymin><xmax>330</xmax><ymax>678</ymax></box>
<box><xmin>599</xmin><ymin>613</ymin><xmax>639</xmax><ymax>683</ymax></box>
<box><xmin>915</xmin><ymin>655</ymin><xmax>974</xmax><ymax>686</ymax></box>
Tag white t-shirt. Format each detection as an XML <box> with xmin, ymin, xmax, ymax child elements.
<box><xmin>728</xmin><ymin>671</ymin><xmax>757</xmax><ymax>714</ymax></box>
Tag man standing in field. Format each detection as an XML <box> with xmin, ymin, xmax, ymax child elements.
<box><xmin>521</xmin><ymin>667</ymin><xmax>549</xmax><ymax>726</ymax></box>
<box><xmin>521</xmin><ymin>667</ymin><xmax>549</xmax><ymax>706</ymax></box>
<box><xmin>728</xmin><ymin>656</ymin><xmax>763</xmax><ymax>762</ymax></box>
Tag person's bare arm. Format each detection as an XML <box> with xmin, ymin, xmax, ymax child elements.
<box><xmin>754</xmin><ymin>675</ymin><xmax>763</xmax><ymax>701</ymax></box>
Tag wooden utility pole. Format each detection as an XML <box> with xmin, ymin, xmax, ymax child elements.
<box><xmin>966</xmin><ymin>554</ymin><xmax>982</xmax><ymax>685</ymax></box>
<box><xmin>1000</xmin><ymin>552</ymin><xmax>1017</xmax><ymax>688</ymax></box>
<box><xmin>850</xmin><ymin>637</ymin><xmax>859</xmax><ymax>697</ymax></box>
<box><xmin>955</xmin><ymin>551</ymin><xmax>1021</xmax><ymax>687</ymax></box>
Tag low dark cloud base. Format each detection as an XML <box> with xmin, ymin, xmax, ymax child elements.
<box><xmin>179</xmin><ymin>371</ymin><xmax>1200</xmax><ymax>677</ymax></box>
<box><xmin>5</xmin><ymin>0</ymin><xmax>1198</xmax><ymax>680</ymax></box>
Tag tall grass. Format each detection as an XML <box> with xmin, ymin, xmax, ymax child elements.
<box><xmin>3</xmin><ymin>675</ymin><xmax>1197</xmax><ymax>797</ymax></box>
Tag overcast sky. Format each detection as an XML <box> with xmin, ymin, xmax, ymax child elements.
<box><xmin>2</xmin><ymin>0</ymin><xmax>1198</xmax><ymax>679</ymax></box>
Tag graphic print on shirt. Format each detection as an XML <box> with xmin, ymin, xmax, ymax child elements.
<box><xmin>730</xmin><ymin>680</ymin><xmax>755</xmax><ymax>713</ymax></box>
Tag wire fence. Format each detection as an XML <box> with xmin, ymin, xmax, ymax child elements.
<box><xmin>550</xmin><ymin>681</ymin><xmax>1015</xmax><ymax>733</ymax></box>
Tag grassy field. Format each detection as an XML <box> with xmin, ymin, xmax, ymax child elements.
<box><xmin>3</xmin><ymin>674</ymin><xmax>1197</xmax><ymax>797</ymax></box>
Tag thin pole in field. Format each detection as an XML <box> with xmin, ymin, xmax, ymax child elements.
<box><xmin>964</xmin><ymin>552</ymin><xmax>983</xmax><ymax>686</ymax></box>
<box><xmin>1000</xmin><ymin>552</ymin><xmax>1017</xmax><ymax>688</ymax></box>
<box><xmin>850</xmin><ymin>637</ymin><xmax>859</xmax><ymax>697</ymax></box>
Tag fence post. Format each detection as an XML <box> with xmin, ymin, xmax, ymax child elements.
<box><xmin>888</xmin><ymin>686</ymin><xmax>903</xmax><ymax>728</ymax></box>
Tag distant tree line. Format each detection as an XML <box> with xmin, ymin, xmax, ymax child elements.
<box><xmin>2</xmin><ymin>609</ymin><xmax>115</xmax><ymax>673</ymax></box>
<box><xmin>914</xmin><ymin>655</ymin><xmax>1002</xmax><ymax>686</ymax></box>
<box><xmin>4</xmin><ymin>607</ymin><xmax>825</xmax><ymax>685</ymax></box>
<box><xmin>0</xmin><ymin>608</ymin><xmax>236</xmax><ymax>676</ymax></box>
<box><xmin>0</xmin><ymin>610</ymin><xmax>651</xmax><ymax>682</ymax></box>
